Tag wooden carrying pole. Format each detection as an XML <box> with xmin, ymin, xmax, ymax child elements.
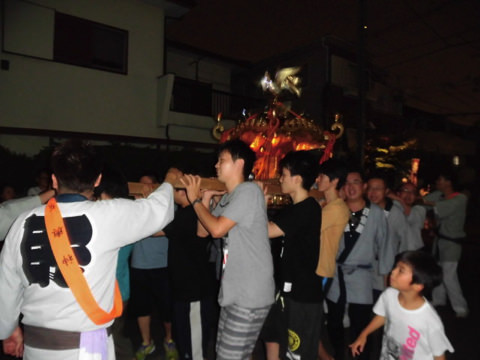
<box><xmin>128</xmin><ymin>178</ymin><xmax>225</xmax><ymax>198</ymax></box>
<box><xmin>128</xmin><ymin>178</ymin><xmax>322</xmax><ymax>200</ymax></box>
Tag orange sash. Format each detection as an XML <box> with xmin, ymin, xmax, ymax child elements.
<box><xmin>44</xmin><ymin>198</ymin><xmax>123</xmax><ymax>325</ymax></box>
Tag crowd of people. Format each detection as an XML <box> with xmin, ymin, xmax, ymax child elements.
<box><xmin>0</xmin><ymin>138</ymin><xmax>469</xmax><ymax>360</ymax></box>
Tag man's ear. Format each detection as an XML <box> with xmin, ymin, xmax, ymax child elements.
<box><xmin>51</xmin><ymin>174</ymin><xmax>58</xmax><ymax>190</ymax></box>
<box><xmin>331</xmin><ymin>178</ymin><xmax>339</xmax><ymax>189</ymax></box>
<box><xmin>293</xmin><ymin>174</ymin><xmax>303</xmax><ymax>186</ymax></box>
<box><xmin>234</xmin><ymin>158</ymin><xmax>245</xmax><ymax>176</ymax></box>
<box><xmin>94</xmin><ymin>174</ymin><xmax>102</xmax><ymax>188</ymax></box>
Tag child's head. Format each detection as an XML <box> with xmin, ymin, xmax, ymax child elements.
<box><xmin>51</xmin><ymin>139</ymin><xmax>103</xmax><ymax>193</ymax></box>
<box><xmin>390</xmin><ymin>251</ymin><xmax>442</xmax><ymax>299</ymax></box>
<box><xmin>279</xmin><ymin>151</ymin><xmax>318</xmax><ymax>190</ymax></box>
<box><xmin>218</xmin><ymin>139</ymin><xmax>256</xmax><ymax>180</ymax></box>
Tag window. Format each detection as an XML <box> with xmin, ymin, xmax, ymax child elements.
<box><xmin>54</xmin><ymin>12</ymin><xmax>128</xmax><ymax>74</ymax></box>
<box><xmin>2</xmin><ymin>0</ymin><xmax>128</xmax><ymax>74</ymax></box>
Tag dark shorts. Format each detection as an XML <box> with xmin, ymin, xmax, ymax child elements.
<box><xmin>128</xmin><ymin>267</ymin><xmax>172</xmax><ymax>321</ymax></box>
<box><xmin>260</xmin><ymin>296</ymin><xmax>287</xmax><ymax>344</ymax></box>
<box><xmin>261</xmin><ymin>296</ymin><xmax>323</xmax><ymax>360</ymax></box>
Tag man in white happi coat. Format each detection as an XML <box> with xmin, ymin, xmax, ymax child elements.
<box><xmin>326</xmin><ymin>170</ymin><xmax>395</xmax><ymax>360</ymax></box>
<box><xmin>366</xmin><ymin>175</ymin><xmax>409</xmax><ymax>298</ymax></box>
<box><xmin>0</xmin><ymin>140</ymin><xmax>179</xmax><ymax>360</ymax></box>
<box><xmin>423</xmin><ymin>171</ymin><xmax>469</xmax><ymax>318</ymax></box>
<box><xmin>395</xmin><ymin>182</ymin><xmax>426</xmax><ymax>251</ymax></box>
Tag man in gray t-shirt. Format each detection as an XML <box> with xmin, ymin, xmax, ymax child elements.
<box><xmin>181</xmin><ymin>139</ymin><xmax>274</xmax><ymax>360</ymax></box>
<box><xmin>212</xmin><ymin>181</ymin><xmax>274</xmax><ymax>308</ymax></box>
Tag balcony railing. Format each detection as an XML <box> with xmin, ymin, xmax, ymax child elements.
<box><xmin>171</xmin><ymin>77</ymin><xmax>265</xmax><ymax>120</ymax></box>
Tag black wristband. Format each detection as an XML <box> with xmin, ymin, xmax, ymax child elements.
<box><xmin>191</xmin><ymin>198</ymin><xmax>202</xmax><ymax>207</ymax></box>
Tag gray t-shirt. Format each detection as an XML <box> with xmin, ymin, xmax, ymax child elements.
<box><xmin>131</xmin><ymin>236</ymin><xmax>168</xmax><ymax>269</ymax></box>
<box><xmin>424</xmin><ymin>191</ymin><xmax>467</xmax><ymax>239</ymax></box>
<box><xmin>212</xmin><ymin>182</ymin><xmax>275</xmax><ymax>309</ymax></box>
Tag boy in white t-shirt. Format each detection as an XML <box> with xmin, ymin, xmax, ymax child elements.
<box><xmin>350</xmin><ymin>250</ymin><xmax>454</xmax><ymax>360</ymax></box>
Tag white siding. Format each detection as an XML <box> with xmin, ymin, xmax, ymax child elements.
<box><xmin>0</xmin><ymin>0</ymin><xmax>164</xmax><ymax>138</ymax></box>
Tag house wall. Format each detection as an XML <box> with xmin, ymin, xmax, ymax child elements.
<box><xmin>166</xmin><ymin>49</ymin><xmax>232</xmax><ymax>92</ymax></box>
<box><xmin>0</xmin><ymin>0</ymin><xmax>227</xmax><ymax>156</ymax></box>
<box><xmin>1</xmin><ymin>0</ymin><xmax>165</xmax><ymax>136</ymax></box>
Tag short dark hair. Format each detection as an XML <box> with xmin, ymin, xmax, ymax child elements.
<box><xmin>347</xmin><ymin>166</ymin><xmax>366</xmax><ymax>182</ymax></box>
<box><xmin>395</xmin><ymin>251</ymin><xmax>442</xmax><ymax>299</ymax></box>
<box><xmin>139</xmin><ymin>173</ymin><xmax>159</xmax><ymax>183</ymax></box>
<box><xmin>51</xmin><ymin>140</ymin><xmax>103</xmax><ymax>193</ymax></box>
<box><xmin>437</xmin><ymin>169</ymin><xmax>460</xmax><ymax>191</ymax></box>
<box><xmin>366</xmin><ymin>171</ymin><xmax>392</xmax><ymax>190</ymax></box>
<box><xmin>218</xmin><ymin>139</ymin><xmax>256</xmax><ymax>180</ymax></box>
<box><xmin>94</xmin><ymin>165</ymin><xmax>129</xmax><ymax>199</ymax></box>
<box><xmin>280</xmin><ymin>151</ymin><xmax>318</xmax><ymax>190</ymax></box>
<box><xmin>318</xmin><ymin>158</ymin><xmax>348</xmax><ymax>190</ymax></box>
<box><xmin>34</xmin><ymin>168</ymin><xmax>51</xmax><ymax>179</ymax></box>
<box><xmin>397</xmin><ymin>181</ymin><xmax>418</xmax><ymax>194</ymax></box>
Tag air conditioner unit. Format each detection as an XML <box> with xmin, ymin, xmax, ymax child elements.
<box><xmin>156</xmin><ymin>73</ymin><xmax>175</xmax><ymax>127</ymax></box>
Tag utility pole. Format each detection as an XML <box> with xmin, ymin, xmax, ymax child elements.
<box><xmin>357</xmin><ymin>0</ymin><xmax>367</xmax><ymax>169</ymax></box>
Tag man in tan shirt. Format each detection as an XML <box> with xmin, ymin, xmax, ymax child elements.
<box><xmin>315</xmin><ymin>158</ymin><xmax>350</xmax><ymax>360</ymax></box>
<box><xmin>315</xmin><ymin>159</ymin><xmax>350</xmax><ymax>278</ymax></box>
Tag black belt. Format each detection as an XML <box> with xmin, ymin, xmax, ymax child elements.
<box><xmin>24</xmin><ymin>324</ymin><xmax>112</xmax><ymax>350</ymax></box>
<box><xmin>437</xmin><ymin>232</ymin><xmax>466</xmax><ymax>244</ymax></box>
